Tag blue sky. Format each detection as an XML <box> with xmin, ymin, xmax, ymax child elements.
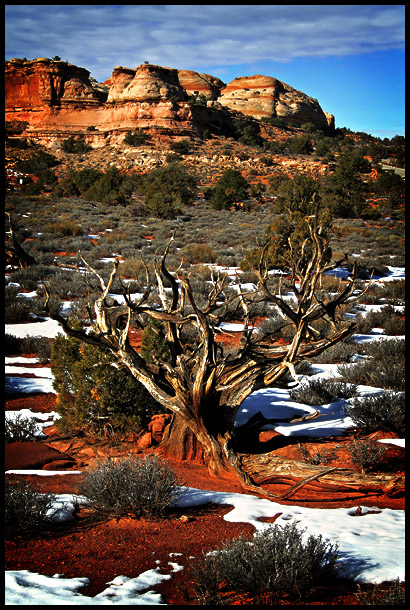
<box><xmin>5</xmin><ymin>5</ymin><xmax>405</xmax><ymax>138</ymax></box>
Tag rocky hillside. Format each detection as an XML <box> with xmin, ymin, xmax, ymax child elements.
<box><xmin>5</xmin><ymin>58</ymin><xmax>334</xmax><ymax>146</ymax></box>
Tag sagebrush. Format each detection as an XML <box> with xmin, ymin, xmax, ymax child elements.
<box><xmin>191</xmin><ymin>522</ymin><xmax>339</xmax><ymax>604</ymax></box>
<box><xmin>78</xmin><ymin>455</ymin><xmax>184</xmax><ymax>518</ymax></box>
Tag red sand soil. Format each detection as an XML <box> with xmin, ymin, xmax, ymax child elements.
<box><xmin>5</xmin><ymin>387</ymin><xmax>405</xmax><ymax>604</ymax></box>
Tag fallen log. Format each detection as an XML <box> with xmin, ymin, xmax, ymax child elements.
<box><xmin>239</xmin><ymin>453</ymin><xmax>405</xmax><ymax>499</ymax></box>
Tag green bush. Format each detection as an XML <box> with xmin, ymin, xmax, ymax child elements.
<box><xmin>169</xmin><ymin>139</ymin><xmax>190</xmax><ymax>154</ymax></box>
<box><xmin>124</xmin><ymin>129</ymin><xmax>150</xmax><ymax>146</ymax></box>
<box><xmin>78</xmin><ymin>454</ymin><xmax>183</xmax><ymax>518</ymax></box>
<box><xmin>5</xmin><ymin>480</ymin><xmax>57</xmax><ymax>538</ymax></box>
<box><xmin>15</xmin><ymin>150</ymin><xmax>59</xmax><ymax>173</ymax></box>
<box><xmin>61</xmin><ymin>136</ymin><xmax>91</xmax><ymax>154</ymax></box>
<box><xmin>346</xmin><ymin>391</ymin><xmax>405</xmax><ymax>435</ymax></box>
<box><xmin>139</xmin><ymin>163</ymin><xmax>197</xmax><ymax>218</ymax></box>
<box><xmin>51</xmin><ymin>332</ymin><xmax>162</xmax><ymax>435</ymax></box>
<box><xmin>210</xmin><ymin>169</ymin><xmax>249</xmax><ymax>210</ymax></box>
<box><xmin>140</xmin><ymin>319</ymin><xmax>172</xmax><ymax>364</ymax></box>
<box><xmin>191</xmin><ymin>523</ymin><xmax>339</xmax><ymax>604</ymax></box>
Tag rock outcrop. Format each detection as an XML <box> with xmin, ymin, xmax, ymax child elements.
<box><xmin>5</xmin><ymin>58</ymin><xmax>334</xmax><ymax>144</ymax></box>
<box><xmin>219</xmin><ymin>74</ymin><xmax>332</xmax><ymax>129</ymax></box>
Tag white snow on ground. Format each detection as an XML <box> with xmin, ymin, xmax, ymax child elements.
<box><xmin>4</xmin><ymin>484</ymin><xmax>405</xmax><ymax>604</ymax></box>
<box><xmin>5</xmin><ymin>317</ymin><xmax>62</xmax><ymax>339</ymax></box>
<box><xmin>5</xmin><ymin>268</ymin><xmax>405</xmax><ymax>604</ymax></box>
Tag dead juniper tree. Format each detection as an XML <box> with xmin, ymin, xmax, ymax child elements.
<box><xmin>43</xmin><ymin>206</ymin><xmax>364</xmax><ymax>492</ymax></box>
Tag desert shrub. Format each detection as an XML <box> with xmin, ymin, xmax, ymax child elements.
<box><xmin>191</xmin><ymin>523</ymin><xmax>339</xmax><ymax>604</ymax></box>
<box><xmin>169</xmin><ymin>139</ymin><xmax>191</xmax><ymax>154</ymax></box>
<box><xmin>78</xmin><ymin>454</ymin><xmax>183</xmax><ymax>518</ymax></box>
<box><xmin>310</xmin><ymin>340</ymin><xmax>358</xmax><ymax>364</ymax></box>
<box><xmin>289</xmin><ymin>378</ymin><xmax>358</xmax><ymax>406</ymax></box>
<box><xmin>45</xmin><ymin>220</ymin><xmax>84</xmax><ymax>237</ymax></box>
<box><xmin>348</xmin><ymin>438</ymin><xmax>387</xmax><ymax>473</ymax></box>
<box><xmin>51</xmin><ymin>333</ymin><xmax>162</xmax><ymax>435</ymax></box>
<box><xmin>138</xmin><ymin>163</ymin><xmax>197</xmax><ymax>218</ymax></box>
<box><xmin>381</xmin><ymin>279</ymin><xmax>405</xmax><ymax>305</ymax></box>
<box><xmin>354</xmin><ymin>305</ymin><xmax>405</xmax><ymax>336</ymax></box>
<box><xmin>5</xmin><ymin>298</ymin><xmax>32</xmax><ymax>323</ymax></box>
<box><xmin>5</xmin><ymin>334</ymin><xmax>21</xmax><ymax>355</ymax></box>
<box><xmin>359</xmin><ymin>280</ymin><xmax>405</xmax><ymax>306</ymax></box>
<box><xmin>346</xmin><ymin>391</ymin><xmax>405</xmax><ymax>435</ymax></box>
<box><xmin>61</xmin><ymin>136</ymin><xmax>91</xmax><ymax>154</ymax></box>
<box><xmin>337</xmin><ymin>338</ymin><xmax>404</xmax><ymax>391</ymax></box>
<box><xmin>26</xmin><ymin>336</ymin><xmax>52</xmax><ymax>363</ymax></box>
<box><xmin>5</xmin><ymin>480</ymin><xmax>57</xmax><ymax>538</ymax></box>
<box><xmin>8</xmin><ymin>265</ymin><xmax>52</xmax><ymax>292</ymax></box>
<box><xmin>15</xmin><ymin>150</ymin><xmax>59</xmax><ymax>173</ymax></box>
<box><xmin>124</xmin><ymin>129</ymin><xmax>150</xmax><ymax>146</ymax></box>
<box><xmin>182</xmin><ymin>243</ymin><xmax>217</xmax><ymax>264</ymax></box>
<box><xmin>210</xmin><ymin>169</ymin><xmax>250</xmax><ymax>210</ymax></box>
<box><xmin>5</xmin><ymin>413</ymin><xmax>40</xmax><ymax>443</ymax></box>
<box><xmin>298</xmin><ymin>444</ymin><xmax>331</xmax><ymax>466</ymax></box>
<box><xmin>5</xmin><ymin>333</ymin><xmax>52</xmax><ymax>361</ymax></box>
<box><xmin>355</xmin><ymin>578</ymin><xmax>405</xmax><ymax>605</ymax></box>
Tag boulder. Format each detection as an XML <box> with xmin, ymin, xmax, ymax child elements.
<box><xmin>5</xmin><ymin>441</ymin><xmax>78</xmax><ymax>471</ymax></box>
<box><xmin>148</xmin><ymin>413</ymin><xmax>172</xmax><ymax>443</ymax></box>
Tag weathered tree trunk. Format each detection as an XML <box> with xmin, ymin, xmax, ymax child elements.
<box><xmin>159</xmin><ymin>413</ymin><xmax>206</xmax><ymax>463</ymax></box>
<box><xmin>240</xmin><ymin>454</ymin><xmax>405</xmax><ymax>499</ymax></box>
<box><xmin>42</xmin><ymin>208</ymin><xmax>383</xmax><ymax>499</ymax></box>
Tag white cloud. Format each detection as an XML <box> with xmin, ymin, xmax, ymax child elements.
<box><xmin>5</xmin><ymin>5</ymin><xmax>404</xmax><ymax>81</ymax></box>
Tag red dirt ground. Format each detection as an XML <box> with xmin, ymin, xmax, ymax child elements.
<box><xmin>5</xmin><ymin>386</ymin><xmax>405</xmax><ymax>604</ymax></box>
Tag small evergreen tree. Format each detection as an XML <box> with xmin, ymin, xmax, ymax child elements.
<box><xmin>210</xmin><ymin>169</ymin><xmax>249</xmax><ymax>210</ymax></box>
<box><xmin>124</xmin><ymin>129</ymin><xmax>150</xmax><ymax>146</ymax></box>
<box><xmin>139</xmin><ymin>163</ymin><xmax>197</xmax><ymax>218</ymax></box>
<box><xmin>141</xmin><ymin>319</ymin><xmax>171</xmax><ymax>363</ymax></box>
<box><xmin>51</xmin><ymin>332</ymin><xmax>162</xmax><ymax>435</ymax></box>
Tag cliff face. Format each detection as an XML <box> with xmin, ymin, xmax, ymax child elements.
<box><xmin>219</xmin><ymin>75</ymin><xmax>333</xmax><ymax>129</ymax></box>
<box><xmin>5</xmin><ymin>58</ymin><xmax>334</xmax><ymax>143</ymax></box>
<box><xmin>5</xmin><ymin>57</ymin><xmax>106</xmax><ymax>108</ymax></box>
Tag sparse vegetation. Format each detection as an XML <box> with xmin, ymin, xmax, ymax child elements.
<box><xmin>337</xmin><ymin>338</ymin><xmax>405</xmax><ymax>391</ymax></box>
<box><xmin>348</xmin><ymin>438</ymin><xmax>387</xmax><ymax>473</ymax></box>
<box><xmin>78</xmin><ymin>454</ymin><xmax>184</xmax><ymax>518</ymax></box>
<box><xmin>5</xmin><ymin>480</ymin><xmax>57</xmax><ymax>538</ymax></box>
<box><xmin>191</xmin><ymin>523</ymin><xmax>339</xmax><ymax>604</ymax></box>
<box><xmin>289</xmin><ymin>378</ymin><xmax>358</xmax><ymax>406</ymax></box>
<box><xmin>346</xmin><ymin>391</ymin><xmax>405</xmax><ymax>435</ymax></box>
<box><xmin>5</xmin><ymin>413</ymin><xmax>39</xmax><ymax>443</ymax></box>
<box><xmin>4</xmin><ymin>110</ymin><xmax>405</xmax><ymax>606</ymax></box>
<box><xmin>355</xmin><ymin>578</ymin><xmax>405</xmax><ymax>605</ymax></box>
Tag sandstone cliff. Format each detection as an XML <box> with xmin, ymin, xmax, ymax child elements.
<box><xmin>218</xmin><ymin>74</ymin><xmax>332</xmax><ymax>129</ymax></box>
<box><xmin>5</xmin><ymin>58</ymin><xmax>334</xmax><ymax>144</ymax></box>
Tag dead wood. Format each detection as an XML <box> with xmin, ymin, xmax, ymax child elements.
<box><xmin>239</xmin><ymin>453</ymin><xmax>405</xmax><ymax>498</ymax></box>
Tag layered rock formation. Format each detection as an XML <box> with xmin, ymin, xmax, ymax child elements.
<box><xmin>5</xmin><ymin>58</ymin><xmax>334</xmax><ymax>144</ymax></box>
<box><xmin>219</xmin><ymin>74</ymin><xmax>333</xmax><ymax>129</ymax></box>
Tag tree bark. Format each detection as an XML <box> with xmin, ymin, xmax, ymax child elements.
<box><xmin>159</xmin><ymin>413</ymin><xmax>206</xmax><ymax>463</ymax></box>
<box><xmin>239</xmin><ymin>453</ymin><xmax>405</xmax><ymax>499</ymax></box>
